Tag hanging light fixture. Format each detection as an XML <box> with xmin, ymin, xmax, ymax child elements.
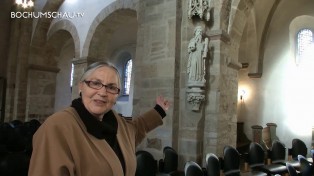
<box><xmin>16</xmin><ymin>0</ymin><xmax>34</xmax><ymax>8</ymax></box>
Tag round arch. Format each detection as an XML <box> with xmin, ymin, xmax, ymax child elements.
<box><xmin>47</xmin><ymin>19</ymin><xmax>80</xmax><ymax>59</ymax></box>
<box><xmin>46</xmin><ymin>29</ymin><xmax>75</xmax><ymax>112</ymax></box>
<box><xmin>29</xmin><ymin>0</ymin><xmax>65</xmax><ymax>65</ymax></box>
<box><xmin>82</xmin><ymin>1</ymin><xmax>138</xmax><ymax>58</ymax></box>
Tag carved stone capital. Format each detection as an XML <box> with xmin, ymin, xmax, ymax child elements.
<box><xmin>187</xmin><ymin>87</ymin><xmax>205</xmax><ymax>111</ymax></box>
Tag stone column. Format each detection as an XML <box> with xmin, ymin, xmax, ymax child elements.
<box><xmin>134</xmin><ymin>0</ymin><xmax>177</xmax><ymax>159</ymax></box>
<box><xmin>251</xmin><ymin>125</ymin><xmax>263</xmax><ymax>144</ymax></box>
<box><xmin>5</xmin><ymin>5</ymin><xmax>33</xmax><ymax>122</ymax></box>
<box><xmin>71</xmin><ymin>57</ymin><xmax>100</xmax><ymax>100</ymax></box>
<box><xmin>266</xmin><ymin>122</ymin><xmax>279</xmax><ymax>142</ymax></box>
<box><xmin>202</xmin><ymin>29</ymin><xmax>239</xmax><ymax>159</ymax></box>
<box><xmin>27</xmin><ymin>64</ymin><xmax>59</xmax><ymax>122</ymax></box>
<box><xmin>181</xmin><ymin>0</ymin><xmax>239</xmax><ymax>167</ymax></box>
<box><xmin>262</xmin><ymin>126</ymin><xmax>271</xmax><ymax>150</ymax></box>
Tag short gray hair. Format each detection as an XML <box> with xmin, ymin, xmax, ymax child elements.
<box><xmin>80</xmin><ymin>61</ymin><xmax>121</xmax><ymax>89</ymax></box>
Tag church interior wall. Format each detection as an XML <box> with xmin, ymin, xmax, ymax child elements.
<box><xmin>237</xmin><ymin>0</ymin><xmax>314</xmax><ymax>150</ymax></box>
<box><xmin>54</xmin><ymin>38</ymin><xmax>75</xmax><ymax>112</ymax></box>
<box><xmin>2</xmin><ymin>0</ymin><xmax>314</xmax><ymax>170</ymax></box>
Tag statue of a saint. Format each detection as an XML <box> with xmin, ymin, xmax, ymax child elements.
<box><xmin>187</xmin><ymin>26</ymin><xmax>208</xmax><ymax>83</ymax></box>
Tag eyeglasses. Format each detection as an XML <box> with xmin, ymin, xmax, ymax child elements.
<box><xmin>83</xmin><ymin>80</ymin><xmax>120</xmax><ymax>94</ymax></box>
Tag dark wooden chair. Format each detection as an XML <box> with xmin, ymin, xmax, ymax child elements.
<box><xmin>184</xmin><ymin>161</ymin><xmax>204</xmax><ymax>176</ymax></box>
<box><xmin>158</xmin><ymin>146</ymin><xmax>184</xmax><ymax>176</ymax></box>
<box><xmin>289</xmin><ymin>138</ymin><xmax>308</xmax><ymax>161</ymax></box>
<box><xmin>298</xmin><ymin>155</ymin><xmax>313</xmax><ymax>176</ymax></box>
<box><xmin>269</xmin><ymin>140</ymin><xmax>300</xmax><ymax>169</ymax></box>
<box><xmin>248</xmin><ymin>142</ymin><xmax>288</xmax><ymax>176</ymax></box>
<box><xmin>286</xmin><ymin>163</ymin><xmax>299</xmax><ymax>176</ymax></box>
<box><xmin>222</xmin><ymin>145</ymin><xmax>241</xmax><ymax>176</ymax></box>
<box><xmin>135</xmin><ymin>150</ymin><xmax>157</xmax><ymax>176</ymax></box>
<box><xmin>205</xmin><ymin>153</ymin><xmax>220</xmax><ymax>176</ymax></box>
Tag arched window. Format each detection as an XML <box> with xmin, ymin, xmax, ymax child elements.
<box><xmin>296</xmin><ymin>29</ymin><xmax>313</xmax><ymax>65</ymax></box>
<box><xmin>70</xmin><ymin>63</ymin><xmax>74</xmax><ymax>88</ymax></box>
<box><xmin>124</xmin><ymin>59</ymin><xmax>132</xmax><ymax>95</ymax></box>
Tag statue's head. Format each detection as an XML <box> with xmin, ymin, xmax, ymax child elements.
<box><xmin>194</xmin><ymin>26</ymin><xmax>203</xmax><ymax>36</ymax></box>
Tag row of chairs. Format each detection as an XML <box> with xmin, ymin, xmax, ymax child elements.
<box><xmin>135</xmin><ymin>145</ymin><xmax>241</xmax><ymax>176</ymax></box>
<box><xmin>184</xmin><ymin>153</ymin><xmax>220</xmax><ymax>176</ymax></box>
<box><xmin>185</xmin><ymin>138</ymin><xmax>314</xmax><ymax>176</ymax></box>
<box><xmin>184</xmin><ymin>145</ymin><xmax>244</xmax><ymax>176</ymax></box>
<box><xmin>0</xmin><ymin>119</ymin><xmax>41</xmax><ymax>176</ymax></box>
<box><xmin>135</xmin><ymin>146</ymin><xmax>184</xmax><ymax>176</ymax></box>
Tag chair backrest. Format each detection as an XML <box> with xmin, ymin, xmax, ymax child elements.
<box><xmin>291</xmin><ymin>139</ymin><xmax>307</xmax><ymax>160</ymax></box>
<box><xmin>286</xmin><ymin>163</ymin><xmax>298</xmax><ymax>176</ymax></box>
<box><xmin>223</xmin><ymin>145</ymin><xmax>241</xmax><ymax>176</ymax></box>
<box><xmin>184</xmin><ymin>161</ymin><xmax>204</xmax><ymax>176</ymax></box>
<box><xmin>248</xmin><ymin>142</ymin><xmax>265</xmax><ymax>167</ymax></box>
<box><xmin>205</xmin><ymin>153</ymin><xmax>220</xmax><ymax>176</ymax></box>
<box><xmin>163</xmin><ymin>146</ymin><xmax>179</xmax><ymax>173</ymax></box>
<box><xmin>298</xmin><ymin>155</ymin><xmax>313</xmax><ymax>176</ymax></box>
<box><xmin>0</xmin><ymin>151</ymin><xmax>30</xmax><ymax>176</ymax></box>
<box><xmin>271</xmin><ymin>140</ymin><xmax>286</xmax><ymax>163</ymax></box>
<box><xmin>311</xmin><ymin>149</ymin><xmax>314</xmax><ymax>162</ymax></box>
<box><xmin>135</xmin><ymin>150</ymin><xmax>157</xmax><ymax>176</ymax></box>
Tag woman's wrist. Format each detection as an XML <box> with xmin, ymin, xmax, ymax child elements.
<box><xmin>154</xmin><ymin>104</ymin><xmax>166</xmax><ymax>119</ymax></box>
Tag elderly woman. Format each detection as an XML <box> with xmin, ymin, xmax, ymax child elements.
<box><xmin>28</xmin><ymin>61</ymin><xmax>170</xmax><ymax>176</ymax></box>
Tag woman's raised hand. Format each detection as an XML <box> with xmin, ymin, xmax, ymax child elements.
<box><xmin>156</xmin><ymin>95</ymin><xmax>170</xmax><ymax>111</ymax></box>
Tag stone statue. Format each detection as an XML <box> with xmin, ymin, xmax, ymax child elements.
<box><xmin>187</xmin><ymin>26</ymin><xmax>208</xmax><ymax>83</ymax></box>
<box><xmin>186</xmin><ymin>26</ymin><xmax>209</xmax><ymax>111</ymax></box>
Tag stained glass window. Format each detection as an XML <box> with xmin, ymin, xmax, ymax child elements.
<box><xmin>70</xmin><ymin>63</ymin><xmax>74</xmax><ymax>87</ymax></box>
<box><xmin>296</xmin><ymin>29</ymin><xmax>313</xmax><ymax>65</ymax></box>
<box><xmin>124</xmin><ymin>59</ymin><xmax>132</xmax><ymax>95</ymax></box>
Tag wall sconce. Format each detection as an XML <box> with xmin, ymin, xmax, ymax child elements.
<box><xmin>240</xmin><ymin>89</ymin><xmax>246</xmax><ymax>101</ymax></box>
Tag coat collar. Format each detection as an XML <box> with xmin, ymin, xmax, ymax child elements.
<box><xmin>71</xmin><ymin>98</ymin><xmax>117</xmax><ymax>140</ymax></box>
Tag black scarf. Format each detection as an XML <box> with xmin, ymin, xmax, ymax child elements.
<box><xmin>71</xmin><ymin>98</ymin><xmax>125</xmax><ymax>174</ymax></box>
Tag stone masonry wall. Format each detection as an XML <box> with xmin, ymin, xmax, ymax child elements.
<box><xmin>133</xmin><ymin>0</ymin><xmax>177</xmax><ymax>157</ymax></box>
<box><xmin>27</xmin><ymin>68</ymin><xmax>58</xmax><ymax>122</ymax></box>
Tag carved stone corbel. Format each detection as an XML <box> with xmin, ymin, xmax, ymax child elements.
<box><xmin>187</xmin><ymin>83</ymin><xmax>205</xmax><ymax>111</ymax></box>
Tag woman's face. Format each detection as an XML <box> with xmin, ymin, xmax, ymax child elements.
<box><xmin>79</xmin><ymin>66</ymin><xmax>120</xmax><ymax>120</ymax></box>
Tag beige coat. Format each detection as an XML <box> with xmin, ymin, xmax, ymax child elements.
<box><xmin>28</xmin><ymin>107</ymin><xmax>163</xmax><ymax>176</ymax></box>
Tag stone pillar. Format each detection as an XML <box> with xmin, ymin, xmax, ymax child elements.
<box><xmin>5</xmin><ymin>5</ymin><xmax>33</xmax><ymax>122</ymax></box>
<box><xmin>27</xmin><ymin>64</ymin><xmax>59</xmax><ymax>122</ymax></box>
<box><xmin>266</xmin><ymin>122</ymin><xmax>279</xmax><ymax>142</ymax></box>
<box><xmin>251</xmin><ymin>125</ymin><xmax>263</xmax><ymax>144</ymax></box>
<box><xmin>71</xmin><ymin>57</ymin><xmax>100</xmax><ymax>100</ymax></box>
<box><xmin>262</xmin><ymin>126</ymin><xmax>271</xmax><ymax>150</ymax></box>
<box><xmin>134</xmin><ymin>0</ymin><xmax>177</xmax><ymax>160</ymax></box>
<box><xmin>180</xmin><ymin>0</ymin><xmax>239</xmax><ymax>168</ymax></box>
